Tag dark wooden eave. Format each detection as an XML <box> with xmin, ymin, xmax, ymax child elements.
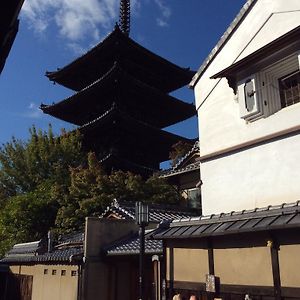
<box><xmin>41</xmin><ymin>63</ymin><xmax>196</xmax><ymax>128</ymax></box>
<box><xmin>45</xmin><ymin>25</ymin><xmax>195</xmax><ymax>93</ymax></box>
<box><xmin>211</xmin><ymin>25</ymin><xmax>300</xmax><ymax>92</ymax></box>
<box><xmin>149</xmin><ymin>201</ymin><xmax>300</xmax><ymax>247</ymax></box>
<box><xmin>0</xmin><ymin>0</ymin><xmax>24</xmax><ymax>74</ymax></box>
<box><xmin>80</xmin><ymin>105</ymin><xmax>195</xmax><ymax>163</ymax></box>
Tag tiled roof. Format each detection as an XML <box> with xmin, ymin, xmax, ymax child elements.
<box><xmin>58</xmin><ymin>231</ymin><xmax>84</xmax><ymax>244</ymax></box>
<box><xmin>190</xmin><ymin>0</ymin><xmax>257</xmax><ymax>87</ymax></box>
<box><xmin>1</xmin><ymin>232</ymin><xmax>84</xmax><ymax>264</ymax></box>
<box><xmin>46</xmin><ymin>25</ymin><xmax>195</xmax><ymax>93</ymax></box>
<box><xmin>159</xmin><ymin>161</ymin><xmax>200</xmax><ymax>178</ymax></box>
<box><xmin>101</xmin><ymin>199</ymin><xmax>198</xmax><ymax>223</ymax></box>
<box><xmin>150</xmin><ymin>201</ymin><xmax>300</xmax><ymax>240</ymax></box>
<box><xmin>105</xmin><ymin>231</ymin><xmax>162</xmax><ymax>256</ymax></box>
<box><xmin>1</xmin><ymin>247</ymin><xmax>83</xmax><ymax>264</ymax></box>
<box><xmin>172</xmin><ymin>141</ymin><xmax>199</xmax><ymax>170</ymax></box>
<box><xmin>159</xmin><ymin>140</ymin><xmax>200</xmax><ymax>178</ymax></box>
<box><xmin>7</xmin><ymin>240</ymin><xmax>44</xmax><ymax>256</ymax></box>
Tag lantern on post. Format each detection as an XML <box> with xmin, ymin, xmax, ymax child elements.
<box><xmin>135</xmin><ymin>201</ymin><xmax>149</xmax><ymax>300</ymax></box>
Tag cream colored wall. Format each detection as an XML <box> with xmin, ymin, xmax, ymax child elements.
<box><xmin>167</xmin><ymin>248</ymin><xmax>208</xmax><ymax>283</ymax></box>
<box><xmin>9</xmin><ymin>264</ymin><xmax>78</xmax><ymax>300</ymax></box>
<box><xmin>84</xmin><ymin>218</ymin><xmax>138</xmax><ymax>300</ymax></box>
<box><xmin>194</xmin><ymin>0</ymin><xmax>300</xmax><ymax>214</ymax></box>
<box><xmin>279</xmin><ymin>244</ymin><xmax>300</xmax><ymax>288</ymax></box>
<box><xmin>167</xmin><ymin>247</ymin><xmax>272</xmax><ymax>286</ymax></box>
<box><xmin>214</xmin><ymin>247</ymin><xmax>273</xmax><ymax>286</ymax></box>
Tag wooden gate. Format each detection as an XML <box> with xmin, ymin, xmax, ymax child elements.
<box><xmin>3</xmin><ymin>273</ymin><xmax>33</xmax><ymax>300</ymax></box>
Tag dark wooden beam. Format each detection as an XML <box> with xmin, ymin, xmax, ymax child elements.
<box><xmin>270</xmin><ymin>242</ymin><xmax>282</xmax><ymax>300</ymax></box>
<box><xmin>169</xmin><ymin>247</ymin><xmax>174</xmax><ymax>296</ymax></box>
<box><xmin>208</xmin><ymin>247</ymin><xmax>214</xmax><ymax>275</ymax></box>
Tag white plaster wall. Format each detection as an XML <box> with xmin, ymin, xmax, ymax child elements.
<box><xmin>194</xmin><ymin>0</ymin><xmax>300</xmax><ymax>214</ymax></box>
<box><xmin>201</xmin><ymin>133</ymin><xmax>300</xmax><ymax>215</ymax></box>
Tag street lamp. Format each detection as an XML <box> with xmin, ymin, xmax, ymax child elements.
<box><xmin>135</xmin><ymin>201</ymin><xmax>149</xmax><ymax>300</ymax></box>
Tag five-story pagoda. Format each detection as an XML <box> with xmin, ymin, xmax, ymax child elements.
<box><xmin>41</xmin><ymin>0</ymin><xmax>196</xmax><ymax>177</ymax></box>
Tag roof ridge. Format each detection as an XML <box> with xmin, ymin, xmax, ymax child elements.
<box><xmin>190</xmin><ymin>0</ymin><xmax>258</xmax><ymax>87</ymax></box>
<box><xmin>172</xmin><ymin>140</ymin><xmax>199</xmax><ymax>170</ymax></box>
<box><xmin>169</xmin><ymin>201</ymin><xmax>300</xmax><ymax>226</ymax></box>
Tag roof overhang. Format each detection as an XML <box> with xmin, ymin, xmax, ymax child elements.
<box><xmin>211</xmin><ymin>25</ymin><xmax>300</xmax><ymax>93</ymax></box>
<box><xmin>189</xmin><ymin>0</ymin><xmax>257</xmax><ymax>88</ymax></box>
<box><xmin>46</xmin><ymin>25</ymin><xmax>195</xmax><ymax>93</ymax></box>
<box><xmin>149</xmin><ymin>202</ymin><xmax>300</xmax><ymax>248</ymax></box>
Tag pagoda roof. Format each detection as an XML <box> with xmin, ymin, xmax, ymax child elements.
<box><xmin>45</xmin><ymin>25</ymin><xmax>195</xmax><ymax>93</ymax></box>
<box><xmin>41</xmin><ymin>63</ymin><xmax>196</xmax><ymax>128</ymax></box>
<box><xmin>80</xmin><ymin>105</ymin><xmax>195</xmax><ymax>163</ymax></box>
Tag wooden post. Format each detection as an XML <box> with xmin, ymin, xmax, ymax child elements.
<box><xmin>208</xmin><ymin>247</ymin><xmax>215</xmax><ymax>276</ymax></box>
<box><xmin>169</xmin><ymin>247</ymin><xmax>174</xmax><ymax>296</ymax></box>
<box><xmin>270</xmin><ymin>241</ymin><xmax>282</xmax><ymax>300</ymax></box>
<box><xmin>161</xmin><ymin>242</ymin><xmax>167</xmax><ymax>300</ymax></box>
<box><xmin>207</xmin><ymin>243</ymin><xmax>216</xmax><ymax>300</ymax></box>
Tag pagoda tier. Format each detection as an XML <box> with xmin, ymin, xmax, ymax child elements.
<box><xmin>41</xmin><ymin>63</ymin><xmax>196</xmax><ymax>128</ymax></box>
<box><xmin>79</xmin><ymin>105</ymin><xmax>194</xmax><ymax>166</ymax></box>
<box><xmin>46</xmin><ymin>25</ymin><xmax>195</xmax><ymax>93</ymax></box>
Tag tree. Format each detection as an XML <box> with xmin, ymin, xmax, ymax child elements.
<box><xmin>0</xmin><ymin>125</ymin><xmax>85</xmax><ymax>200</ymax></box>
<box><xmin>0</xmin><ymin>126</ymin><xmax>86</xmax><ymax>255</ymax></box>
<box><xmin>0</xmin><ymin>125</ymin><xmax>183</xmax><ymax>255</ymax></box>
<box><xmin>0</xmin><ymin>180</ymin><xmax>59</xmax><ymax>256</ymax></box>
<box><xmin>55</xmin><ymin>152</ymin><xmax>181</xmax><ymax>233</ymax></box>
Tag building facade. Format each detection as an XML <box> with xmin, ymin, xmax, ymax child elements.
<box><xmin>190</xmin><ymin>0</ymin><xmax>300</xmax><ymax>215</ymax></box>
<box><xmin>150</xmin><ymin>1</ymin><xmax>300</xmax><ymax>299</ymax></box>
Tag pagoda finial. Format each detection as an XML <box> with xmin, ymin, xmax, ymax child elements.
<box><xmin>119</xmin><ymin>0</ymin><xmax>130</xmax><ymax>36</ymax></box>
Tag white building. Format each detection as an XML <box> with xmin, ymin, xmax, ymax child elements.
<box><xmin>149</xmin><ymin>2</ymin><xmax>300</xmax><ymax>299</ymax></box>
<box><xmin>190</xmin><ymin>0</ymin><xmax>300</xmax><ymax>215</ymax></box>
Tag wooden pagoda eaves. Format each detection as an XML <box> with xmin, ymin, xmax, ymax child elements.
<box><xmin>79</xmin><ymin>105</ymin><xmax>195</xmax><ymax>163</ymax></box>
<box><xmin>45</xmin><ymin>25</ymin><xmax>195</xmax><ymax>93</ymax></box>
<box><xmin>41</xmin><ymin>63</ymin><xmax>196</xmax><ymax>128</ymax></box>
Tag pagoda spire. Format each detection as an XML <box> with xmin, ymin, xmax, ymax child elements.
<box><xmin>119</xmin><ymin>0</ymin><xmax>130</xmax><ymax>36</ymax></box>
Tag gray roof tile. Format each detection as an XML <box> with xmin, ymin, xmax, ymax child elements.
<box><xmin>101</xmin><ymin>199</ymin><xmax>198</xmax><ymax>223</ymax></box>
<box><xmin>105</xmin><ymin>232</ymin><xmax>162</xmax><ymax>256</ymax></box>
<box><xmin>150</xmin><ymin>202</ymin><xmax>300</xmax><ymax>240</ymax></box>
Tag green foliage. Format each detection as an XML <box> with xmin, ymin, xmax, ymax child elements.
<box><xmin>0</xmin><ymin>181</ymin><xmax>59</xmax><ymax>256</ymax></box>
<box><xmin>0</xmin><ymin>125</ymin><xmax>85</xmax><ymax>199</ymax></box>
<box><xmin>55</xmin><ymin>153</ymin><xmax>181</xmax><ymax>233</ymax></box>
<box><xmin>0</xmin><ymin>125</ymin><xmax>85</xmax><ymax>256</ymax></box>
<box><xmin>0</xmin><ymin>126</ymin><xmax>182</xmax><ymax>256</ymax></box>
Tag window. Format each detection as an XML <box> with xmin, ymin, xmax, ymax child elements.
<box><xmin>186</xmin><ymin>188</ymin><xmax>201</xmax><ymax>209</ymax></box>
<box><xmin>244</xmin><ymin>79</ymin><xmax>255</xmax><ymax>112</ymax></box>
<box><xmin>52</xmin><ymin>269</ymin><xmax>57</xmax><ymax>275</ymax></box>
<box><xmin>237</xmin><ymin>52</ymin><xmax>300</xmax><ymax>122</ymax></box>
<box><xmin>238</xmin><ymin>75</ymin><xmax>264</xmax><ymax>121</ymax></box>
<box><xmin>44</xmin><ymin>269</ymin><xmax>48</xmax><ymax>275</ymax></box>
<box><xmin>279</xmin><ymin>71</ymin><xmax>300</xmax><ymax>108</ymax></box>
<box><xmin>71</xmin><ymin>270</ymin><xmax>77</xmax><ymax>276</ymax></box>
<box><xmin>61</xmin><ymin>270</ymin><xmax>66</xmax><ymax>276</ymax></box>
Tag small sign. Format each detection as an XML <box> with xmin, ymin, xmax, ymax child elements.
<box><xmin>206</xmin><ymin>274</ymin><xmax>216</xmax><ymax>292</ymax></box>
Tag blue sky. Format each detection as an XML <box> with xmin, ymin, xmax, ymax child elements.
<box><xmin>0</xmin><ymin>0</ymin><xmax>246</xmax><ymax>150</ymax></box>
